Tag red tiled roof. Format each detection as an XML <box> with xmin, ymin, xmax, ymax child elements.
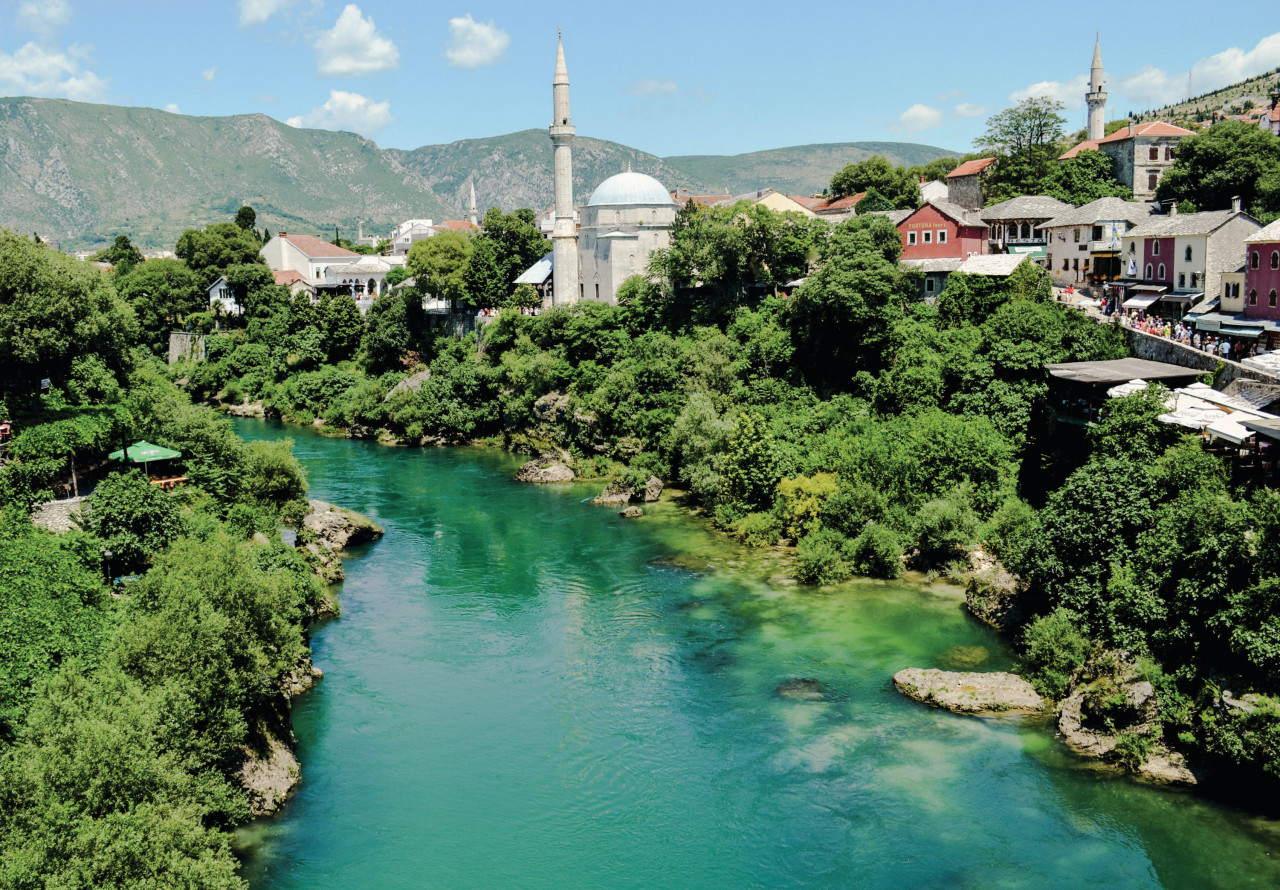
<box><xmin>434</xmin><ymin>220</ymin><xmax>480</xmax><ymax>231</ymax></box>
<box><xmin>672</xmin><ymin>192</ymin><xmax>732</xmax><ymax>206</ymax></box>
<box><xmin>1097</xmin><ymin>121</ymin><xmax>1195</xmax><ymax>143</ymax></box>
<box><xmin>273</xmin><ymin>270</ymin><xmax>305</xmax><ymax>286</ymax></box>
<box><xmin>787</xmin><ymin>195</ymin><xmax>825</xmax><ymax>210</ymax></box>
<box><xmin>812</xmin><ymin>192</ymin><xmax>864</xmax><ymax>213</ymax></box>
<box><xmin>947</xmin><ymin>157</ymin><xmax>996</xmax><ymax>178</ymax></box>
<box><xmin>1059</xmin><ymin>139</ymin><xmax>1101</xmax><ymax>159</ymax></box>
<box><xmin>278</xmin><ymin>233</ymin><xmax>357</xmax><ymax>258</ymax></box>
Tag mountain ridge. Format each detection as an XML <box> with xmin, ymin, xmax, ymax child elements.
<box><xmin>0</xmin><ymin>97</ymin><xmax>957</xmax><ymax>249</ymax></box>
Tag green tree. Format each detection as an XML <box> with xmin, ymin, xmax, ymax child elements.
<box><xmin>319</xmin><ymin>293</ymin><xmax>364</xmax><ymax>363</ymax></box>
<box><xmin>115</xmin><ymin>258</ymin><xmax>204</xmax><ymax>353</ymax></box>
<box><xmin>463</xmin><ymin>238</ymin><xmax>506</xmax><ymax>309</ymax></box>
<box><xmin>93</xmin><ymin>234</ymin><xmax>145</xmax><ymax>273</ymax></box>
<box><xmin>830</xmin><ymin>155</ymin><xmax>921</xmax><ymax>208</ymax></box>
<box><xmin>1154</xmin><ymin>120</ymin><xmax>1280</xmax><ymax>215</ymax></box>
<box><xmin>85</xmin><ymin>470</ymin><xmax>184</xmax><ymax>573</ymax></box>
<box><xmin>234</xmin><ymin>205</ymin><xmax>257</xmax><ymax>231</ymax></box>
<box><xmin>977</xmin><ymin>97</ymin><xmax>1068</xmax><ymax>201</ymax></box>
<box><xmin>1041</xmin><ymin>150</ymin><xmax>1133</xmax><ymax>204</ymax></box>
<box><xmin>478</xmin><ymin>207</ymin><xmax>548</xmax><ymax>300</ymax></box>
<box><xmin>174</xmin><ymin>223</ymin><xmax>267</xmax><ymax>286</ymax></box>
<box><xmin>406</xmin><ymin>231</ymin><xmax>473</xmax><ymax>305</ymax></box>
<box><xmin>854</xmin><ymin>188</ymin><xmax>895</xmax><ymax>215</ymax></box>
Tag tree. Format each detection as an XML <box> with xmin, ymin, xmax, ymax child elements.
<box><xmin>854</xmin><ymin>188</ymin><xmax>895</xmax><ymax>215</ymax></box>
<box><xmin>115</xmin><ymin>258</ymin><xmax>204</xmax><ymax>353</ymax></box>
<box><xmin>976</xmin><ymin>98</ymin><xmax>1067</xmax><ymax>201</ymax></box>
<box><xmin>406</xmin><ymin>231</ymin><xmax>473</xmax><ymax>305</ymax></box>
<box><xmin>319</xmin><ymin>292</ymin><xmax>364</xmax><ymax>362</ymax></box>
<box><xmin>234</xmin><ymin>205</ymin><xmax>257</xmax><ymax>232</ymax></box>
<box><xmin>85</xmin><ymin>469</ymin><xmax>184</xmax><ymax>574</ymax></box>
<box><xmin>93</xmin><ymin>234</ymin><xmax>144</xmax><ymax>273</ymax></box>
<box><xmin>1041</xmin><ymin>150</ymin><xmax>1132</xmax><ymax>204</ymax></box>
<box><xmin>907</xmin><ymin>156</ymin><xmax>962</xmax><ymax>182</ymax></box>
<box><xmin>463</xmin><ymin>238</ymin><xmax>506</xmax><ymax>309</ymax></box>
<box><xmin>1154</xmin><ymin>120</ymin><xmax>1280</xmax><ymax>215</ymax></box>
<box><xmin>478</xmin><ymin>207</ymin><xmax>549</xmax><ymax>300</ymax></box>
<box><xmin>174</xmin><ymin>223</ymin><xmax>267</xmax><ymax>286</ymax></box>
<box><xmin>829</xmin><ymin>156</ymin><xmax>921</xmax><ymax>208</ymax></box>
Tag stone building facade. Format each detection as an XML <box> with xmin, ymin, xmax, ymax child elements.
<box><xmin>1097</xmin><ymin>122</ymin><xmax>1194</xmax><ymax>202</ymax></box>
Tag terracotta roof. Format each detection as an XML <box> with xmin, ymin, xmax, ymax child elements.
<box><xmin>812</xmin><ymin>193</ymin><xmax>864</xmax><ymax>213</ymax></box>
<box><xmin>272</xmin><ymin>270</ymin><xmax>305</xmax><ymax>286</ymax></box>
<box><xmin>1098</xmin><ymin>122</ymin><xmax>1194</xmax><ymax>143</ymax></box>
<box><xmin>947</xmin><ymin>157</ymin><xmax>996</xmax><ymax>178</ymax></box>
<box><xmin>787</xmin><ymin>195</ymin><xmax>825</xmax><ymax>209</ymax></box>
<box><xmin>1060</xmin><ymin>139</ymin><xmax>1101</xmax><ymax>159</ymax></box>
<box><xmin>278</xmin><ymin>233</ymin><xmax>357</xmax><ymax>258</ymax></box>
<box><xmin>434</xmin><ymin>220</ymin><xmax>480</xmax><ymax>231</ymax></box>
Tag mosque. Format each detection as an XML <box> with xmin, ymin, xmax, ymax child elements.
<box><xmin>533</xmin><ymin>35</ymin><xmax>678</xmax><ymax>306</ymax></box>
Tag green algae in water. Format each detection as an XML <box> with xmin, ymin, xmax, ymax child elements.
<box><xmin>233</xmin><ymin>419</ymin><xmax>1280</xmax><ymax>890</ymax></box>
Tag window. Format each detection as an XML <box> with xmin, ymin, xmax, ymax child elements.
<box><xmin>908</xmin><ymin>231</ymin><xmax>917</xmax><ymax>245</ymax></box>
<box><xmin>1149</xmin><ymin>146</ymin><xmax>1159</xmax><ymax>161</ymax></box>
<box><xmin>1159</xmin><ymin>263</ymin><xmax>1166</xmax><ymax>280</ymax></box>
<box><xmin>1178</xmin><ymin>272</ymin><xmax>1186</xmax><ymax>288</ymax></box>
<box><xmin>1192</xmin><ymin>272</ymin><xmax>1200</xmax><ymax>288</ymax></box>
<box><xmin>1063</xmin><ymin>259</ymin><xmax>1070</xmax><ymax>271</ymax></box>
<box><xmin>1273</xmin><ymin>251</ymin><xmax>1280</xmax><ymax>270</ymax></box>
<box><xmin>923</xmin><ymin>231</ymin><xmax>932</xmax><ymax>243</ymax></box>
<box><xmin>1148</xmin><ymin>173</ymin><xmax>1159</xmax><ymax>191</ymax></box>
<box><xmin>1252</xmin><ymin>251</ymin><xmax>1261</xmax><ymax>270</ymax></box>
<box><xmin>1185</xmin><ymin>245</ymin><xmax>1193</xmax><ymax>262</ymax></box>
<box><xmin>1272</xmin><ymin>289</ymin><xmax>1278</xmax><ymax>308</ymax></box>
<box><xmin>595</xmin><ymin>284</ymin><xmax>600</xmax><ymax>300</ymax></box>
<box><xmin>1146</xmin><ymin>263</ymin><xmax>1154</xmax><ymax>279</ymax></box>
<box><xmin>937</xmin><ymin>230</ymin><xmax>947</xmax><ymax>244</ymax></box>
<box><xmin>925</xmin><ymin>278</ymin><xmax>935</xmax><ymax>293</ymax></box>
<box><xmin>1129</xmin><ymin>242</ymin><xmax>1136</xmax><ymax>254</ymax></box>
<box><xmin>1250</xmin><ymin>289</ymin><xmax>1258</xmax><ymax>305</ymax></box>
<box><xmin>1165</xmin><ymin>146</ymin><xmax>1174</xmax><ymax>161</ymax></box>
<box><xmin>1231</xmin><ymin>283</ymin><xmax>1240</xmax><ymax>299</ymax></box>
<box><xmin>1073</xmin><ymin>228</ymin><xmax>1080</xmax><ymax>243</ymax></box>
<box><xmin>1153</xmin><ymin>240</ymin><xmax>1160</xmax><ymax>256</ymax></box>
<box><xmin>1092</xmin><ymin>225</ymin><xmax>1103</xmax><ymax>241</ymax></box>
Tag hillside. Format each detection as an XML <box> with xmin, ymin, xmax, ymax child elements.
<box><xmin>0</xmin><ymin>97</ymin><xmax>957</xmax><ymax>249</ymax></box>
<box><xmin>1136</xmin><ymin>67</ymin><xmax>1280</xmax><ymax>124</ymax></box>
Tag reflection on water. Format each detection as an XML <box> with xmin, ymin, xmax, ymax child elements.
<box><xmin>233</xmin><ymin>420</ymin><xmax>1280</xmax><ymax>890</ymax></box>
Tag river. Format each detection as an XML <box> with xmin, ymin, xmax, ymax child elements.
<box><xmin>233</xmin><ymin>419</ymin><xmax>1280</xmax><ymax>889</ymax></box>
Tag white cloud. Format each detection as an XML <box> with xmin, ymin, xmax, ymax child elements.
<box><xmin>627</xmin><ymin>78</ymin><xmax>677</xmax><ymax>97</ymax></box>
<box><xmin>892</xmin><ymin>103</ymin><xmax>943</xmax><ymax>132</ymax></box>
<box><xmin>238</xmin><ymin>0</ymin><xmax>296</xmax><ymax>27</ymax></box>
<box><xmin>202</xmin><ymin>65</ymin><xmax>217</xmax><ymax>82</ymax></box>
<box><xmin>17</xmin><ymin>0</ymin><xmax>72</xmax><ymax>37</ymax></box>
<box><xmin>313</xmin><ymin>4</ymin><xmax>399</xmax><ymax>76</ymax></box>
<box><xmin>936</xmin><ymin>89</ymin><xmax>964</xmax><ymax>102</ymax></box>
<box><xmin>954</xmin><ymin>101</ymin><xmax>989</xmax><ymax>119</ymax></box>
<box><xmin>164</xmin><ymin>103</ymin><xmax>181</xmax><ymax>113</ymax></box>
<box><xmin>0</xmin><ymin>41</ymin><xmax>108</xmax><ymax>102</ymax></box>
<box><xmin>1009</xmin><ymin>74</ymin><xmax>1089</xmax><ymax>111</ymax></box>
<box><xmin>287</xmin><ymin>89</ymin><xmax>392</xmax><ymax>136</ymax></box>
<box><xmin>1120</xmin><ymin>32</ymin><xmax>1280</xmax><ymax>106</ymax></box>
<box><xmin>445</xmin><ymin>14</ymin><xmax>509</xmax><ymax>68</ymax></box>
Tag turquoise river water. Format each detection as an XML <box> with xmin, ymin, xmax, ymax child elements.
<box><xmin>233</xmin><ymin>419</ymin><xmax>1280</xmax><ymax>889</ymax></box>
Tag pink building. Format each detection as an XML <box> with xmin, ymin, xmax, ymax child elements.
<box><xmin>897</xmin><ymin>200</ymin><xmax>988</xmax><ymax>261</ymax></box>
<box><xmin>1245</xmin><ymin>219</ymin><xmax>1280</xmax><ymax>320</ymax></box>
<box><xmin>1141</xmin><ymin>237</ymin><xmax>1175</xmax><ymax>285</ymax></box>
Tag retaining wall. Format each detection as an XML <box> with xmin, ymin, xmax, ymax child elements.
<box><xmin>1123</xmin><ymin>328</ymin><xmax>1280</xmax><ymax>387</ymax></box>
<box><xmin>168</xmin><ymin>331</ymin><xmax>206</xmax><ymax>365</ymax></box>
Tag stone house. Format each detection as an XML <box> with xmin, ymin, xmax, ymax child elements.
<box><xmin>1097</xmin><ymin>122</ymin><xmax>1195</xmax><ymax>201</ymax></box>
<box><xmin>1042</xmin><ymin>196</ymin><xmax>1158</xmax><ymax>284</ymax></box>
<box><xmin>945</xmin><ymin>157</ymin><xmax>996</xmax><ymax>211</ymax></box>
<box><xmin>978</xmin><ymin>195</ymin><xmax>1072</xmax><ymax>262</ymax></box>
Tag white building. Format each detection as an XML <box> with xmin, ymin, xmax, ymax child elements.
<box><xmin>207</xmin><ymin>276</ymin><xmax>239</xmax><ymax>316</ymax></box>
<box><xmin>260</xmin><ymin>231</ymin><xmax>404</xmax><ymax>313</ymax></box>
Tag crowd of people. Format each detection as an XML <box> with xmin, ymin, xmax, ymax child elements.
<box><xmin>1113</xmin><ymin>310</ymin><xmax>1260</xmax><ymax>360</ymax></box>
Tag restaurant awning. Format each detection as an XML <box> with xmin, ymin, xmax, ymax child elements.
<box><xmin>1206</xmin><ymin>417</ymin><xmax>1255</xmax><ymax>444</ymax></box>
<box><xmin>1122</xmin><ymin>292</ymin><xmax>1161</xmax><ymax>310</ymax></box>
<box><xmin>1222</xmin><ymin>325</ymin><xmax>1264</xmax><ymax>339</ymax></box>
<box><xmin>1160</xmin><ymin>291</ymin><xmax>1201</xmax><ymax>304</ymax></box>
<box><xmin>1242</xmin><ymin>418</ymin><xmax>1280</xmax><ymax>441</ymax></box>
<box><xmin>108</xmin><ymin>440</ymin><xmax>182</xmax><ymax>464</ymax></box>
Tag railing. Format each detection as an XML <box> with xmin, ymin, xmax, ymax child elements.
<box><xmin>1089</xmin><ymin>238</ymin><xmax>1122</xmax><ymax>252</ymax></box>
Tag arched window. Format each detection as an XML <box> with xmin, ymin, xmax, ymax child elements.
<box><xmin>1250</xmin><ymin>289</ymin><xmax>1258</xmax><ymax>305</ymax></box>
<box><xmin>1146</xmin><ymin>263</ymin><xmax>1153</xmax><ymax>279</ymax></box>
<box><xmin>1272</xmin><ymin>289</ymin><xmax>1278</xmax><ymax>308</ymax></box>
<box><xmin>1020</xmin><ymin>222</ymin><xmax>1030</xmax><ymax>239</ymax></box>
<box><xmin>1153</xmin><ymin>240</ymin><xmax>1161</xmax><ymax>256</ymax></box>
<box><xmin>1185</xmin><ymin>245</ymin><xmax>1193</xmax><ymax>262</ymax></box>
<box><xmin>1272</xmin><ymin>250</ymin><xmax>1280</xmax><ymax>270</ymax></box>
<box><xmin>1129</xmin><ymin>241</ymin><xmax>1136</xmax><ymax>254</ymax></box>
<box><xmin>1158</xmin><ymin>263</ymin><xmax>1166</xmax><ymax>280</ymax></box>
<box><xmin>1252</xmin><ymin>251</ymin><xmax>1261</xmax><ymax>269</ymax></box>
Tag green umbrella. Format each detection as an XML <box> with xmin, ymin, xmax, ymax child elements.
<box><xmin>108</xmin><ymin>440</ymin><xmax>182</xmax><ymax>466</ymax></box>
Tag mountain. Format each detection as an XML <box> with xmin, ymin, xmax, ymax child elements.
<box><xmin>1136</xmin><ymin>67</ymin><xmax>1280</xmax><ymax>125</ymax></box>
<box><xmin>0</xmin><ymin>97</ymin><xmax>958</xmax><ymax>249</ymax></box>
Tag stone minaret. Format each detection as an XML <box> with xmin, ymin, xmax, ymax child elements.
<box><xmin>1086</xmin><ymin>34</ymin><xmax>1107</xmax><ymax>142</ymax></box>
<box><xmin>468</xmin><ymin>181</ymin><xmax>478</xmax><ymax>227</ymax></box>
<box><xmin>550</xmin><ymin>33</ymin><xmax>579</xmax><ymax>305</ymax></box>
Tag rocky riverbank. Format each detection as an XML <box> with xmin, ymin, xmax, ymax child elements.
<box><xmin>892</xmin><ymin>668</ymin><xmax>1044</xmax><ymax>715</ymax></box>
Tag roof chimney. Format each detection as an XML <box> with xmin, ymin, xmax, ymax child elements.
<box><xmin>1232</xmin><ymin>195</ymin><xmax>1242</xmax><ymax>213</ymax></box>
<box><xmin>278</xmin><ymin>232</ymin><xmax>287</xmax><ymax>239</ymax></box>
<box><xmin>1168</xmin><ymin>201</ymin><xmax>1178</xmax><ymax>216</ymax></box>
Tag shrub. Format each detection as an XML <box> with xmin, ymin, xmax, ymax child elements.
<box><xmin>818</xmin><ymin>479</ymin><xmax>888</xmax><ymax>538</ymax></box>
<box><xmin>84</xmin><ymin>470</ymin><xmax>183</xmax><ymax>573</ymax></box>
<box><xmin>912</xmin><ymin>485</ymin><xmax>978</xmax><ymax>569</ymax></box>
<box><xmin>848</xmin><ymin>522</ymin><xmax>903</xmax><ymax>579</ymax></box>
<box><xmin>1110</xmin><ymin>730</ymin><xmax>1154</xmax><ymax>771</ymax></box>
<box><xmin>796</xmin><ymin>528</ymin><xmax>853</xmax><ymax>585</ymax></box>
<box><xmin>735</xmin><ymin>511</ymin><xmax>781</xmax><ymax>548</ymax></box>
<box><xmin>1019</xmin><ymin>608</ymin><xmax>1091</xmax><ymax>699</ymax></box>
<box><xmin>986</xmin><ymin>497</ymin><xmax>1038</xmax><ymax>573</ymax></box>
<box><xmin>776</xmin><ymin>473</ymin><xmax>840</xmax><ymax>540</ymax></box>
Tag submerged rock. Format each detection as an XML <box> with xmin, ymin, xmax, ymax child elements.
<box><xmin>893</xmin><ymin>668</ymin><xmax>1044</xmax><ymax>715</ymax></box>
<box><xmin>776</xmin><ymin>678</ymin><xmax>826</xmax><ymax>701</ymax></box>
<box><xmin>642</xmin><ymin>476</ymin><xmax>664</xmax><ymax>503</ymax></box>
<box><xmin>515</xmin><ymin>458</ymin><xmax>575</xmax><ymax>483</ymax></box>
<box><xmin>592</xmin><ymin>482</ymin><xmax>633</xmax><ymax>506</ymax></box>
<box><xmin>303</xmin><ymin>500</ymin><xmax>384</xmax><ymax>551</ymax></box>
<box><xmin>619</xmin><ymin>506</ymin><xmax>644</xmax><ymax>518</ymax></box>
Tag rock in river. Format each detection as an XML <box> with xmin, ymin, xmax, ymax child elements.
<box><xmin>776</xmin><ymin>678</ymin><xmax>827</xmax><ymax>701</ymax></box>
<box><xmin>303</xmin><ymin>500</ymin><xmax>384</xmax><ymax>551</ymax></box>
<box><xmin>515</xmin><ymin>458</ymin><xmax>575</xmax><ymax>483</ymax></box>
<box><xmin>893</xmin><ymin>668</ymin><xmax>1044</xmax><ymax>715</ymax></box>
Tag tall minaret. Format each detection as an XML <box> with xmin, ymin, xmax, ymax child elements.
<box><xmin>1086</xmin><ymin>33</ymin><xmax>1107</xmax><ymax>142</ymax></box>
<box><xmin>550</xmin><ymin>32</ymin><xmax>579</xmax><ymax>305</ymax></box>
<box><xmin>468</xmin><ymin>181</ymin><xmax>478</xmax><ymax>227</ymax></box>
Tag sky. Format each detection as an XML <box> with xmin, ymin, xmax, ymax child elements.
<box><xmin>2</xmin><ymin>1</ymin><xmax>1280</xmax><ymax>158</ymax></box>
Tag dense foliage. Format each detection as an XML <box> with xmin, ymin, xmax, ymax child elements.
<box><xmin>1154</xmin><ymin>120</ymin><xmax>1280</xmax><ymax>220</ymax></box>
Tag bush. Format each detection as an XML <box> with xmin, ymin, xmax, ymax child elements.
<box><xmin>987</xmin><ymin>497</ymin><xmax>1038</xmax><ymax>573</ymax></box>
<box><xmin>776</xmin><ymin>473</ymin><xmax>840</xmax><ymax>540</ymax></box>
<box><xmin>1019</xmin><ymin>608</ymin><xmax>1091</xmax><ymax>699</ymax></box>
<box><xmin>1110</xmin><ymin>730</ymin><xmax>1154</xmax><ymax>770</ymax></box>
<box><xmin>243</xmin><ymin>439</ymin><xmax>307</xmax><ymax>508</ymax></box>
<box><xmin>734</xmin><ymin>511</ymin><xmax>781</xmax><ymax>548</ymax></box>
<box><xmin>819</xmin><ymin>479</ymin><xmax>888</xmax><ymax>538</ymax></box>
<box><xmin>85</xmin><ymin>470</ymin><xmax>183</xmax><ymax>573</ymax></box>
<box><xmin>912</xmin><ymin>486</ymin><xmax>978</xmax><ymax>569</ymax></box>
<box><xmin>796</xmin><ymin>528</ymin><xmax>853</xmax><ymax>585</ymax></box>
<box><xmin>848</xmin><ymin>522</ymin><xmax>903</xmax><ymax>579</ymax></box>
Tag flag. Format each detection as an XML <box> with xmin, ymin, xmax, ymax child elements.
<box><xmin>1127</xmin><ymin>258</ymin><xmax>1137</xmax><ymax>277</ymax></box>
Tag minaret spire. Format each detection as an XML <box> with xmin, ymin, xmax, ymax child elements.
<box><xmin>1086</xmin><ymin>33</ymin><xmax>1108</xmax><ymax>142</ymax></box>
<box><xmin>468</xmin><ymin>181</ymin><xmax>478</xmax><ymax>227</ymax></box>
<box><xmin>549</xmin><ymin>32</ymin><xmax>579</xmax><ymax>306</ymax></box>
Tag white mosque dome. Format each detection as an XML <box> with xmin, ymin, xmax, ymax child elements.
<box><xmin>586</xmin><ymin>171</ymin><xmax>674</xmax><ymax>206</ymax></box>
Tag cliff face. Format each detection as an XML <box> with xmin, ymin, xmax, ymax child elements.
<box><xmin>0</xmin><ymin>97</ymin><xmax>956</xmax><ymax>249</ymax></box>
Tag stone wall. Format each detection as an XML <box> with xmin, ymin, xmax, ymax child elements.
<box><xmin>947</xmin><ymin>175</ymin><xmax>984</xmax><ymax>211</ymax></box>
<box><xmin>168</xmin><ymin>331</ymin><xmax>206</xmax><ymax>365</ymax></box>
<box><xmin>1124</xmin><ymin>328</ymin><xmax>1280</xmax><ymax>387</ymax></box>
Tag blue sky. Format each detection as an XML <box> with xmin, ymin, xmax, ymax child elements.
<box><xmin>2</xmin><ymin>1</ymin><xmax>1279</xmax><ymax>157</ymax></box>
